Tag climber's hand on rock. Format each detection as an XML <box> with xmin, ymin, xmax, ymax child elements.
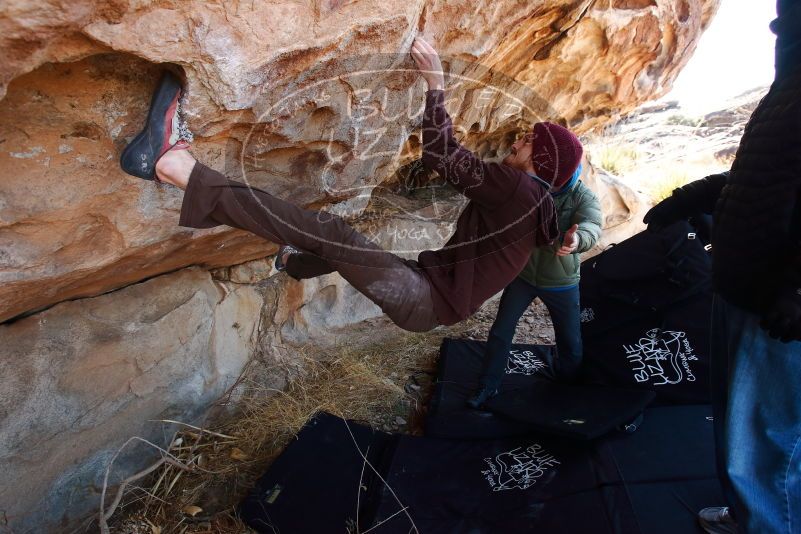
<box><xmin>411</xmin><ymin>37</ymin><xmax>445</xmax><ymax>91</ymax></box>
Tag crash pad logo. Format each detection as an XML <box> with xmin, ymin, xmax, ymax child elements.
<box><xmin>481</xmin><ymin>444</ymin><xmax>561</xmax><ymax>492</ymax></box>
<box><xmin>505</xmin><ymin>349</ymin><xmax>547</xmax><ymax>375</ymax></box>
<box><xmin>623</xmin><ymin>328</ymin><xmax>698</xmax><ymax>386</ymax></box>
<box><xmin>580</xmin><ymin>307</ymin><xmax>595</xmax><ymax>323</ymax></box>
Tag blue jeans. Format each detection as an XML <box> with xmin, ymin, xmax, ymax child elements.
<box><xmin>711</xmin><ymin>296</ymin><xmax>801</xmax><ymax>533</ymax></box>
<box><xmin>479</xmin><ymin>277</ymin><xmax>582</xmax><ymax>388</ymax></box>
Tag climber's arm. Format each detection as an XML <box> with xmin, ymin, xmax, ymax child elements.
<box><xmin>411</xmin><ymin>37</ymin><xmax>518</xmax><ymax>207</ymax></box>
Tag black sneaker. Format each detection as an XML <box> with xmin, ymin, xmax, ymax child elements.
<box><xmin>698</xmin><ymin>507</ymin><xmax>738</xmax><ymax>534</ymax></box>
<box><xmin>466</xmin><ymin>386</ymin><xmax>499</xmax><ymax>410</ymax></box>
<box><xmin>120</xmin><ymin>71</ymin><xmax>192</xmax><ymax>180</ymax></box>
<box><xmin>274</xmin><ymin>245</ymin><xmax>301</xmax><ymax>272</ymax></box>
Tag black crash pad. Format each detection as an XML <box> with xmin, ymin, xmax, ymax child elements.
<box><xmin>425</xmin><ymin>338</ymin><xmax>554</xmax><ymax>439</ymax></box>
<box><xmin>239</xmin><ymin>412</ymin><xmax>393</xmax><ymax>533</ymax></box>
<box><xmin>599</xmin><ymin>406</ymin><xmax>724</xmax><ymax>534</ymax></box>
<box><xmin>579</xmin><ymin>291</ymin><xmax>712</xmax><ymax>405</ymax></box>
<box><xmin>579</xmin><ymin>220</ymin><xmax>711</xmax><ymax>337</ymax></box>
<box><xmin>242</xmin><ymin>406</ymin><xmax>722</xmax><ymax>534</ymax></box>
<box><xmin>372</xmin><ymin>406</ymin><xmax>723</xmax><ymax>533</ymax></box>
<box><xmin>485</xmin><ymin>380</ymin><xmax>655</xmax><ymax>440</ymax></box>
<box><xmin>368</xmin><ymin>433</ymin><xmax>637</xmax><ymax>533</ymax></box>
<box><xmin>623</xmin><ymin>479</ymin><xmax>726</xmax><ymax>534</ymax></box>
<box><xmin>602</xmin><ymin>404</ymin><xmax>717</xmax><ymax>483</ymax></box>
<box><xmin>426</xmin><ymin>338</ymin><xmax>654</xmax><ymax>440</ymax></box>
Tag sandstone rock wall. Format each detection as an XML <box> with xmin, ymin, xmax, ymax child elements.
<box><xmin>0</xmin><ymin>0</ymin><xmax>718</xmax><ymax>324</ymax></box>
<box><xmin>0</xmin><ymin>268</ymin><xmax>259</xmax><ymax>531</ymax></box>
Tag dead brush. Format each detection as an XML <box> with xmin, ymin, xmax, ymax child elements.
<box><xmin>105</xmin><ymin>328</ymin><xmax>447</xmax><ymax>534</ymax></box>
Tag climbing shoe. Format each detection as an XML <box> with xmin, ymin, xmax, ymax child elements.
<box><xmin>275</xmin><ymin>245</ymin><xmax>301</xmax><ymax>272</ymax></box>
<box><xmin>120</xmin><ymin>71</ymin><xmax>193</xmax><ymax>180</ymax></box>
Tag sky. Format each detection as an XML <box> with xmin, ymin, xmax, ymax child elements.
<box><xmin>663</xmin><ymin>0</ymin><xmax>777</xmax><ymax>113</ymax></box>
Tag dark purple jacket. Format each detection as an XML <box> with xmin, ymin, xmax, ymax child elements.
<box><xmin>417</xmin><ymin>90</ymin><xmax>558</xmax><ymax>325</ymax></box>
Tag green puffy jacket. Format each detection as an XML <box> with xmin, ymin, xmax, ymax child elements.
<box><xmin>517</xmin><ymin>180</ymin><xmax>602</xmax><ymax>288</ymax></box>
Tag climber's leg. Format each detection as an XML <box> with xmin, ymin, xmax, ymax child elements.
<box><xmin>157</xmin><ymin>152</ymin><xmax>439</xmax><ymax>332</ymax></box>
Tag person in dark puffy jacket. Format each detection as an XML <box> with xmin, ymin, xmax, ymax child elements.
<box><xmin>643</xmin><ymin>2</ymin><xmax>801</xmax><ymax>531</ymax></box>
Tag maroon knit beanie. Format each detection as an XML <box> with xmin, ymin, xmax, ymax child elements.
<box><xmin>530</xmin><ymin>122</ymin><xmax>584</xmax><ymax>188</ymax></box>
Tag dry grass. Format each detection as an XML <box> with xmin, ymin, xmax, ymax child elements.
<box><xmin>646</xmin><ymin>168</ymin><xmax>694</xmax><ymax>204</ymax></box>
<box><xmin>234</xmin><ymin>338</ymin><xmax>430</xmax><ymax>452</ymax></box>
<box><xmin>594</xmin><ymin>144</ymin><xmax>640</xmax><ymax>176</ymax></box>
<box><xmin>107</xmin><ymin>327</ymin><xmax>452</xmax><ymax>534</ymax></box>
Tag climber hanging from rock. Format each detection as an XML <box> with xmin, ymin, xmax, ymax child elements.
<box><xmin>120</xmin><ymin>36</ymin><xmax>585</xmax><ymax>333</ymax></box>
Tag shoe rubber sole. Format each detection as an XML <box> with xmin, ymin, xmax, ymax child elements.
<box><xmin>120</xmin><ymin>71</ymin><xmax>182</xmax><ymax>180</ymax></box>
<box><xmin>697</xmin><ymin>507</ymin><xmax>738</xmax><ymax>534</ymax></box>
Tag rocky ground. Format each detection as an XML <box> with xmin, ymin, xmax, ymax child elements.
<box><xmin>462</xmin><ymin>295</ymin><xmax>556</xmax><ymax>345</ymax></box>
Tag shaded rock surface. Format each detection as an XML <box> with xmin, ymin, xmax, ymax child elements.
<box><xmin>0</xmin><ymin>55</ymin><xmax>276</xmax><ymax>324</ymax></box>
<box><xmin>0</xmin><ymin>268</ymin><xmax>261</xmax><ymax>532</ymax></box>
<box><xmin>0</xmin><ymin>261</ymin><xmax>384</xmax><ymax>532</ymax></box>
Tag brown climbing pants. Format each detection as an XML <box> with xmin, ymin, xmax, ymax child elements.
<box><xmin>178</xmin><ymin>163</ymin><xmax>440</xmax><ymax>332</ymax></box>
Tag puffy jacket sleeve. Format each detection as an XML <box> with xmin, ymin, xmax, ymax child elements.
<box><xmin>772</xmin><ymin>0</ymin><xmax>801</xmax><ymax>79</ymax></box>
<box><xmin>572</xmin><ymin>186</ymin><xmax>603</xmax><ymax>254</ymax></box>
<box><xmin>421</xmin><ymin>89</ymin><xmax>523</xmax><ymax>207</ymax></box>
<box><xmin>672</xmin><ymin>171</ymin><xmax>729</xmax><ymax>215</ymax></box>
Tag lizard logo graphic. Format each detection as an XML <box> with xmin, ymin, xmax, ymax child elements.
<box><xmin>623</xmin><ymin>328</ymin><xmax>698</xmax><ymax>386</ymax></box>
<box><xmin>481</xmin><ymin>444</ymin><xmax>561</xmax><ymax>492</ymax></box>
<box><xmin>505</xmin><ymin>349</ymin><xmax>547</xmax><ymax>376</ymax></box>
